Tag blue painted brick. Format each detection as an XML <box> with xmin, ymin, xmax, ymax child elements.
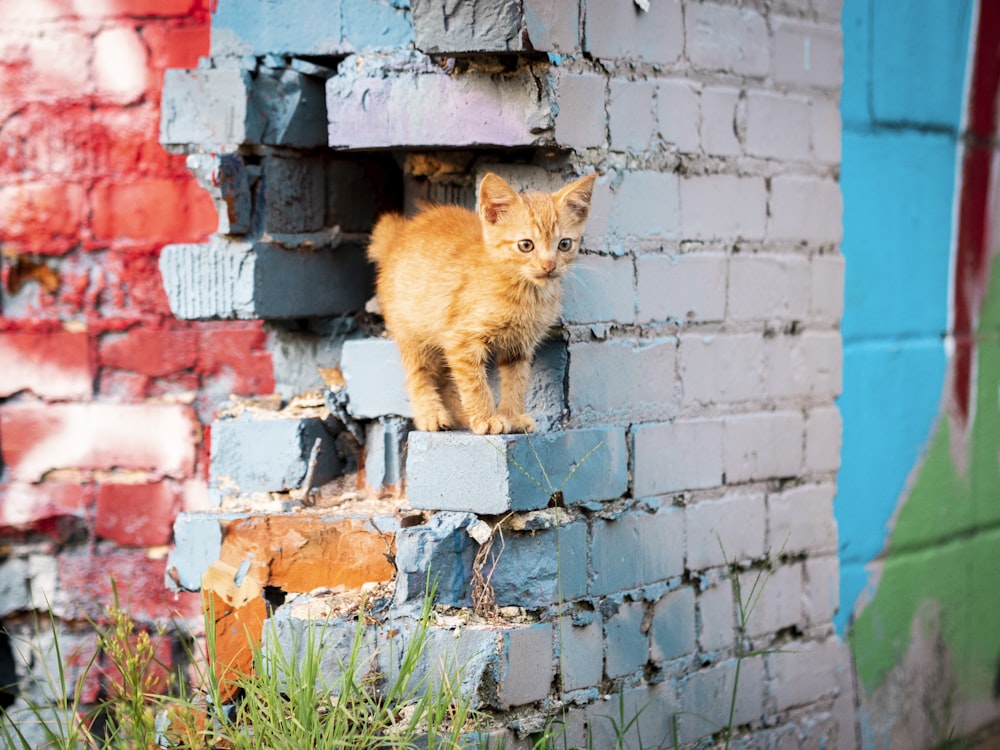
<box><xmin>604</xmin><ymin>599</ymin><xmax>647</xmax><ymax>679</ymax></box>
<box><xmin>488</xmin><ymin>522</ymin><xmax>588</xmax><ymax>608</ymax></box>
<box><xmin>165</xmin><ymin>511</ymin><xmax>240</xmax><ymax>591</ymax></box>
<box><xmin>363</xmin><ymin>417</ymin><xmax>410</xmax><ymax>492</ymax></box>
<box><xmin>650</xmin><ymin>587</ymin><xmax>695</xmax><ymax>661</ymax></box>
<box><xmin>393</xmin><ymin>512</ymin><xmax>477</xmax><ymax>607</ymax></box>
<box><xmin>495</xmin><ymin>624</ymin><xmax>554</xmax><ymax>708</ymax></box>
<box><xmin>590</xmin><ymin>506</ymin><xmax>684</xmax><ymax>596</ymax></box>
<box><xmin>557</xmin><ymin>616</ymin><xmax>603</xmax><ymax>692</ymax></box>
<box><xmin>341</xmin><ymin>338</ymin><xmax>412</xmax><ymax>419</ymax></box>
<box><xmin>406</xmin><ymin>427</ymin><xmax>627</xmax><ymax>514</ymax></box>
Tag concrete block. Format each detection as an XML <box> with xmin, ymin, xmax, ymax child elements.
<box><xmin>650</xmin><ymin>586</ymin><xmax>696</xmax><ymax>661</ymax></box>
<box><xmin>685</xmin><ymin>2</ymin><xmax>769</xmax><ymax>76</ymax></box>
<box><xmin>341</xmin><ymin>338</ymin><xmax>412</xmax><ymax>419</ymax></box>
<box><xmin>590</xmin><ymin>506</ymin><xmax>683</xmax><ymax>596</ymax></box>
<box><xmin>261</xmin><ymin>155</ymin><xmax>326</xmax><ymax>234</ymax></box>
<box><xmin>553</xmin><ymin>70</ymin><xmax>607</xmax><ymax>152</ymax></box>
<box><xmin>632</xmin><ymin>419</ymin><xmax>724</xmax><ymax>496</ymax></box>
<box><xmin>739</xmin><ymin>563</ymin><xmax>803</xmax><ymax>637</ymax></box>
<box><xmin>677</xmin><ymin>656</ymin><xmax>764</xmax><ymax>744</ymax></box>
<box><xmin>656</xmin><ymin>79</ymin><xmax>700</xmax><ymax>152</ymax></box>
<box><xmin>803</xmin><ymin>555</ymin><xmax>839</xmax><ymax>626</ymax></box>
<box><xmin>488</xmin><ymin>522</ymin><xmax>588</xmax><ymax>608</ymax></box>
<box><xmin>604</xmin><ymin>599</ymin><xmax>647</xmax><ymax>679</ymax></box>
<box><xmin>724</xmin><ymin>411</ymin><xmax>804</xmax><ymax>483</ymax></box>
<box><xmin>159</xmin><ymin>238</ymin><xmax>374</xmax><ymax>320</ymax></box>
<box><xmin>557</xmin><ymin>616</ymin><xmax>604</xmax><ymax>691</ymax></box>
<box><xmin>772</xmin><ymin>17</ymin><xmax>843</xmax><ymax>90</ymax></box>
<box><xmin>637</xmin><ymin>253</ymin><xmax>727</xmax><ymax>323</ymax></box>
<box><xmin>496</xmin><ymin>623</ymin><xmax>554</xmax><ymax>708</ymax></box>
<box><xmin>679</xmin><ymin>174</ymin><xmax>767</xmax><ymax>240</ymax></box>
<box><xmin>768</xmin><ymin>637</ymin><xmax>842</xmax><ymax>711</ymax></box>
<box><xmin>210</xmin><ymin>412</ymin><xmax>343</xmax><ymax>498</ymax></box>
<box><xmin>393</xmin><ymin>512</ymin><xmax>477</xmax><ymax>607</ymax></box>
<box><xmin>768</xmin><ymin>483</ymin><xmax>837</xmax><ymax>556</ymax></box>
<box><xmin>165</xmin><ymin>512</ymin><xmax>229</xmax><ymax>591</ymax></box>
<box><xmin>678</xmin><ymin>333</ymin><xmax>766</xmax><ymax>406</ymax></box>
<box><xmin>328</xmin><ymin>57</ymin><xmax>555</xmax><ymax>149</ymax></box>
<box><xmin>406</xmin><ymin>427</ymin><xmax>626</xmax><ymax>513</ymax></box>
<box><xmin>161</xmin><ymin>67</ymin><xmax>327</xmax><ymax>151</ymax></box>
<box><xmin>562</xmin><ymin>252</ymin><xmax>635</xmax><ymax>324</ymax></box>
<box><xmin>701</xmin><ymin>86</ymin><xmax>742</xmax><ymax>157</ymax></box>
<box><xmin>584</xmin><ymin>0</ymin><xmax>683</xmax><ymax>64</ymax></box>
<box><xmin>810</xmin><ymin>253</ymin><xmax>845</xmax><ymax>322</ymax></box>
<box><xmin>686</xmin><ymin>493</ymin><xmax>766</xmax><ymax>571</ymax></box>
<box><xmin>728</xmin><ymin>253</ymin><xmax>810</xmax><ymax>322</ymax></box>
<box><xmin>568</xmin><ymin>338</ymin><xmax>676</xmax><ymax>423</ymax></box>
<box><xmin>363</xmin><ymin>416</ymin><xmax>410</xmax><ymax>492</ymax></box>
<box><xmin>609</xmin><ymin>79</ymin><xmax>655</xmax><ymax>152</ymax></box>
<box><xmin>805</xmin><ymin>405</ymin><xmax>842</xmax><ymax>474</ymax></box>
<box><xmin>697</xmin><ymin>578</ymin><xmax>734</xmax><ymax>652</ymax></box>
<box><xmin>769</xmin><ymin>175</ymin><xmax>843</xmax><ymax>243</ymax></box>
<box><xmin>745</xmin><ymin>90</ymin><xmax>811</xmax><ymax>161</ymax></box>
<box><xmin>186</xmin><ymin>153</ymin><xmax>252</xmax><ymax>235</ymax></box>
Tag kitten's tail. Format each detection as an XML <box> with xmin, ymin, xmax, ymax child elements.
<box><xmin>367</xmin><ymin>213</ymin><xmax>407</xmax><ymax>265</ymax></box>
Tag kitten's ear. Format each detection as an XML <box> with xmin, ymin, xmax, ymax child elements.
<box><xmin>556</xmin><ymin>173</ymin><xmax>598</xmax><ymax>222</ymax></box>
<box><xmin>479</xmin><ymin>173</ymin><xmax>520</xmax><ymax>225</ymax></box>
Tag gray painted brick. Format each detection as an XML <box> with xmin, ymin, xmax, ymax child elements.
<box><xmin>341</xmin><ymin>338</ymin><xmax>412</xmax><ymax>419</ymax></box>
<box><xmin>739</xmin><ymin>563</ymin><xmax>803</xmax><ymax>637</ymax></box>
<box><xmin>768</xmin><ymin>638</ymin><xmax>842</xmax><ymax>711</ymax></box>
<box><xmin>609</xmin><ymin>79</ymin><xmax>656</xmax><ymax>152</ymax></box>
<box><xmin>772</xmin><ymin>17</ymin><xmax>843</xmax><ymax>90</ymax></box>
<box><xmin>328</xmin><ymin>58</ymin><xmax>554</xmax><ymax>149</ymax></box>
<box><xmin>803</xmin><ymin>555</ymin><xmax>839</xmax><ymax>626</ymax></box>
<box><xmin>590</xmin><ymin>506</ymin><xmax>684</xmax><ymax>596</ymax></box>
<box><xmin>768</xmin><ymin>483</ymin><xmax>837</xmax><ymax>556</ymax></box>
<box><xmin>745</xmin><ymin>90</ymin><xmax>812</xmax><ymax>161</ymax></box>
<box><xmin>697</xmin><ymin>578</ymin><xmax>734</xmax><ymax>652</ymax></box>
<box><xmin>165</xmin><ymin>511</ymin><xmax>238</xmax><ymax>592</ymax></box>
<box><xmin>584</xmin><ymin>682</ymin><xmax>680</xmax><ymax>750</ymax></box>
<box><xmin>394</xmin><ymin>512</ymin><xmax>476</xmax><ymax>607</ymax></box>
<box><xmin>604</xmin><ymin>599</ymin><xmax>647</xmax><ymax>679</ymax></box>
<box><xmin>553</xmin><ymin>71</ymin><xmax>607</xmax><ymax>152</ymax></box>
<box><xmin>678</xmin><ymin>333</ymin><xmax>766</xmax><ymax>406</ymax></box>
<box><xmin>326</xmin><ymin>158</ymin><xmax>395</xmax><ymax>233</ymax></box>
<box><xmin>159</xmin><ymin>238</ymin><xmax>373</xmax><ymax>320</ymax></box>
<box><xmin>810</xmin><ymin>95</ymin><xmax>842</xmax><ymax>164</ymax></box>
<box><xmin>678</xmin><ymin>657</ymin><xmax>764</xmax><ymax>744</ymax></box>
<box><xmin>488</xmin><ymin>522</ymin><xmax>588</xmax><ymax>607</ymax></box>
<box><xmin>656</xmin><ymin>79</ymin><xmax>700</xmax><ymax>152</ymax></box>
<box><xmin>632</xmin><ymin>419</ymin><xmax>724</xmax><ymax>496</ymax></box>
<box><xmin>805</xmin><ymin>405</ymin><xmax>842</xmax><ymax>473</ymax></box>
<box><xmin>679</xmin><ymin>174</ymin><xmax>767</xmax><ymax>240</ymax></box>
<box><xmin>637</xmin><ymin>253</ymin><xmax>728</xmax><ymax>324</ymax></box>
<box><xmin>496</xmin><ymin>623</ymin><xmax>554</xmax><ymax>708</ymax></box>
<box><xmin>523</xmin><ymin>0</ymin><xmax>580</xmax><ymax>53</ymax></box>
<box><xmin>685</xmin><ymin>2</ymin><xmax>769</xmax><ymax>77</ymax></box>
<box><xmin>584</xmin><ymin>0</ymin><xmax>683</xmax><ymax>64</ymax></box>
<box><xmin>210</xmin><ymin>413</ymin><xmax>343</xmax><ymax>498</ymax></box>
<box><xmin>557</xmin><ymin>616</ymin><xmax>604</xmax><ymax>691</ymax></box>
<box><xmin>810</xmin><ymin>253</ymin><xmax>846</xmax><ymax>322</ymax></box>
<box><xmin>650</xmin><ymin>587</ymin><xmax>696</xmax><ymax>661</ymax></box>
<box><xmin>701</xmin><ymin>86</ymin><xmax>743</xmax><ymax>157</ymax></box>
<box><xmin>186</xmin><ymin>153</ymin><xmax>252</xmax><ymax>235</ymax></box>
<box><xmin>261</xmin><ymin>155</ymin><xmax>326</xmax><ymax>234</ymax></box>
<box><xmin>728</xmin><ymin>253</ymin><xmax>810</xmax><ymax>322</ymax></box>
<box><xmin>363</xmin><ymin>417</ymin><xmax>409</xmax><ymax>492</ymax></box>
<box><xmin>607</xmin><ymin>170</ymin><xmax>681</xmax><ymax>240</ymax></box>
<box><xmin>724</xmin><ymin>411</ymin><xmax>804</xmax><ymax>483</ymax></box>
<box><xmin>764</xmin><ymin>331</ymin><xmax>842</xmax><ymax>401</ymax></box>
<box><xmin>769</xmin><ymin>175</ymin><xmax>843</xmax><ymax>244</ymax></box>
<box><xmin>686</xmin><ymin>493</ymin><xmax>767</xmax><ymax>571</ymax></box>
<box><xmin>562</xmin><ymin>253</ymin><xmax>635</xmax><ymax>324</ymax></box>
<box><xmin>569</xmin><ymin>338</ymin><xmax>676</xmax><ymax>423</ymax></box>
<box><xmin>0</xmin><ymin>557</ymin><xmax>30</xmax><ymax>617</ymax></box>
<box><xmin>412</xmin><ymin>0</ymin><xmax>522</xmax><ymax>53</ymax></box>
<box><xmin>804</xmin><ymin>332</ymin><xmax>843</xmax><ymax>399</ymax></box>
<box><xmin>406</xmin><ymin>427</ymin><xmax>627</xmax><ymax>514</ymax></box>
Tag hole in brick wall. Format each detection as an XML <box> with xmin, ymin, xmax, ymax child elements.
<box><xmin>0</xmin><ymin>628</ymin><xmax>16</xmax><ymax>710</ymax></box>
<box><xmin>263</xmin><ymin>585</ymin><xmax>286</xmax><ymax>612</ymax></box>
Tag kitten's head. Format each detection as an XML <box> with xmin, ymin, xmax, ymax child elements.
<box><xmin>478</xmin><ymin>172</ymin><xmax>598</xmax><ymax>287</ymax></box>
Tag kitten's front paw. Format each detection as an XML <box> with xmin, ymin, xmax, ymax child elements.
<box><xmin>469</xmin><ymin>416</ymin><xmax>507</xmax><ymax>435</ymax></box>
<box><xmin>507</xmin><ymin>413</ymin><xmax>536</xmax><ymax>434</ymax></box>
<box><xmin>414</xmin><ymin>406</ymin><xmax>452</xmax><ymax>431</ymax></box>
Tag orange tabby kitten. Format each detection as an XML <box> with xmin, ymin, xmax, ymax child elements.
<box><xmin>367</xmin><ymin>172</ymin><xmax>597</xmax><ymax>435</ymax></box>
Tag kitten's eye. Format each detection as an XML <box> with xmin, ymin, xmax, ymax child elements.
<box><xmin>557</xmin><ymin>238</ymin><xmax>573</xmax><ymax>252</ymax></box>
<box><xmin>517</xmin><ymin>239</ymin><xmax>534</xmax><ymax>253</ymax></box>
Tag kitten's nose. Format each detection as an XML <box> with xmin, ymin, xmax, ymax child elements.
<box><xmin>540</xmin><ymin>259</ymin><xmax>556</xmax><ymax>274</ymax></box>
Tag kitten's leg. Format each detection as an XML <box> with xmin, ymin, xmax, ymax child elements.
<box><xmin>399</xmin><ymin>342</ymin><xmax>451</xmax><ymax>431</ymax></box>
<box><xmin>498</xmin><ymin>356</ymin><xmax>536</xmax><ymax>434</ymax></box>
<box><xmin>445</xmin><ymin>345</ymin><xmax>506</xmax><ymax>435</ymax></box>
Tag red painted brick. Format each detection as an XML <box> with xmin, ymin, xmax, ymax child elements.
<box><xmin>100</xmin><ymin>327</ymin><xmax>198</xmax><ymax>378</ymax></box>
<box><xmin>57</xmin><ymin>551</ymin><xmax>202</xmax><ymax>624</ymax></box>
<box><xmin>141</xmin><ymin>22</ymin><xmax>210</xmax><ymax>77</ymax></box>
<box><xmin>71</xmin><ymin>0</ymin><xmax>202</xmax><ymax>18</ymax></box>
<box><xmin>0</xmin><ymin>402</ymin><xmax>199</xmax><ymax>481</ymax></box>
<box><xmin>0</xmin><ymin>181</ymin><xmax>88</xmax><ymax>255</ymax></box>
<box><xmin>90</xmin><ymin>178</ymin><xmax>216</xmax><ymax>243</ymax></box>
<box><xmin>0</xmin><ymin>330</ymin><xmax>93</xmax><ymax>399</ymax></box>
<box><xmin>0</xmin><ymin>481</ymin><xmax>89</xmax><ymax>539</ymax></box>
<box><xmin>96</xmin><ymin>481</ymin><xmax>179</xmax><ymax>547</ymax></box>
<box><xmin>198</xmin><ymin>325</ymin><xmax>275</xmax><ymax>395</ymax></box>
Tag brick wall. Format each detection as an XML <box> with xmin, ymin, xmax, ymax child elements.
<box><xmin>0</xmin><ymin>0</ymin><xmax>275</xmax><ymax>722</ymax></box>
